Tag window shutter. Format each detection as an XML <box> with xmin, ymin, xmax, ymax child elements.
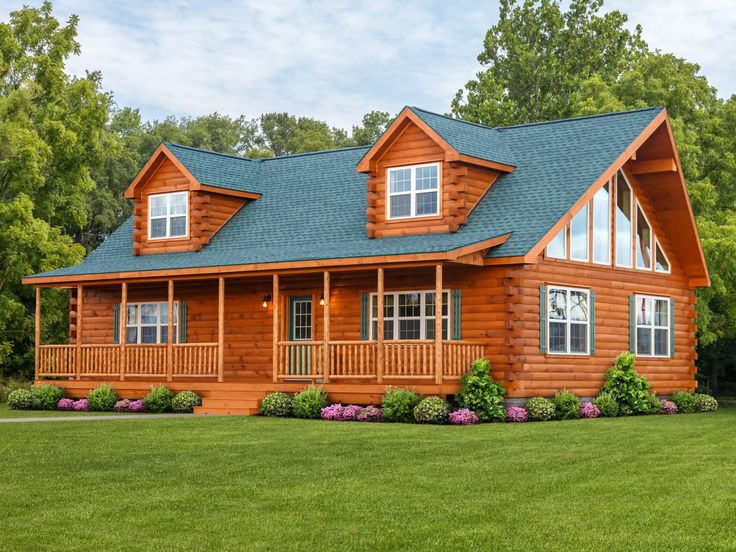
<box><xmin>669</xmin><ymin>297</ymin><xmax>675</xmax><ymax>358</ymax></box>
<box><xmin>113</xmin><ymin>304</ymin><xmax>120</xmax><ymax>344</ymax></box>
<box><xmin>360</xmin><ymin>293</ymin><xmax>369</xmax><ymax>340</ymax></box>
<box><xmin>589</xmin><ymin>290</ymin><xmax>596</xmax><ymax>356</ymax></box>
<box><xmin>452</xmin><ymin>289</ymin><xmax>462</xmax><ymax>340</ymax></box>
<box><xmin>178</xmin><ymin>300</ymin><xmax>187</xmax><ymax>344</ymax></box>
<box><xmin>629</xmin><ymin>295</ymin><xmax>636</xmax><ymax>354</ymax></box>
<box><xmin>539</xmin><ymin>285</ymin><xmax>547</xmax><ymax>353</ymax></box>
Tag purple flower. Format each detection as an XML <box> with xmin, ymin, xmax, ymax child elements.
<box><xmin>356</xmin><ymin>406</ymin><xmax>382</xmax><ymax>422</ymax></box>
<box><xmin>72</xmin><ymin>399</ymin><xmax>89</xmax><ymax>412</ymax></box>
<box><xmin>449</xmin><ymin>408</ymin><xmax>479</xmax><ymax>425</ymax></box>
<box><xmin>505</xmin><ymin>406</ymin><xmax>528</xmax><ymax>423</ymax></box>
<box><xmin>339</xmin><ymin>404</ymin><xmax>364</xmax><ymax>421</ymax></box>
<box><xmin>321</xmin><ymin>403</ymin><xmax>344</xmax><ymax>421</ymax></box>
<box><xmin>114</xmin><ymin>399</ymin><xmax>132</xmax><ymax>413</ymax></box>
<box><xmin>659</xmin><ymin>400</ymin><xmax>678</xmax><ymax>415</ymax></box>
<box><xmin>579</xmin><ymin>402</ymin><xmax>601</xmax><ymax>419</ymax></box>
<box><xmin>57</xmin><ymin>398</ymin><xmax>75</xmax><ymax>411</ymax></box>
<box><xmin>129</xmin><ymin>399</ymin><xmax>146</xmax><ymax>413</ymax></box>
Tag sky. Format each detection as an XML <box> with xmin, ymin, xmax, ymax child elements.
<box><xmin>2</xmin><ymin>0</ymin><xmax>734</xmax><ymax>129</ymax></box>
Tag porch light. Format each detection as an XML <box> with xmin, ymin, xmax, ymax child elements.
<box><xmin>262</xmin><ymin>294</ymin><xmax>272</xmax><ymax>308</ymax></box>
<box><xmin>320</xmin><ymin>293</ymin><xmax>326</xmax><ymax>306</ymax></box>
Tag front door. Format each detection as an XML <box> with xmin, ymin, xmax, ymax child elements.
<box><xmin>288</xmin><ymin>296</ymin><xmax>313</xmax><ymax>376</ymax></box>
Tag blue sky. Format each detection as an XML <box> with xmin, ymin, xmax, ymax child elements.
<box><xmin>3</xmin><ymin>0</ymin><xmax>734</xmax><ymax>129</ymax></box>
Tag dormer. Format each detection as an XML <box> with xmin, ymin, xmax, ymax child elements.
<box><xmin>124</xmin><ymin>144</ymin><xmax>261</xmax><ymax>255</ymax></box>
<box><xmin>357</xmin><ymin>107</ymin><xmax>515</xmax><ymax>238</ymax></box>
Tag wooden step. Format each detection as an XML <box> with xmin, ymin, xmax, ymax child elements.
<box><xmin>200</xmin><ymin>399</ymin><xmax>260</xmax><ymax>409</ymax></box>
<box><xmin>194</xmin><ymin>406</ymin><xmax>260</xmax><ymax>415</ymax></box>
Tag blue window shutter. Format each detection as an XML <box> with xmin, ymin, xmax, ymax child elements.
<box><xmin>539</xmin><ymin>285</ymin><xmax>547</xmax><ymax>353</ymax></box>
<box><xmin>452</xmin><ymin>289</ymin><xmax>462</xmax><ymax>340</ymax></box>
<box><xmin>178</xmin><ymin>300</ymin><xmax>187</xmax><ymax>344</ymax></box>
<box><xmin>629</xmin><ymin>295</ymin><xmax>636</xmax><ymax>353</ymax></box>
<box><xmin>669</xmin><ymin>297</ymin><xmax>675</xmax><ymax>358</ymax></box>
<box><xmin>360</xmin><ymin>293</ymin><xmax>369</xmax><ymax>340</ymax></box>
<box><xmin>590</xmin><ymin>290</ymin><xmax>596</xmax><ymax>355</ymax></box>
<box><xmin>113</xmin><ymin>304</ymin><xmax>120</xmax><ymax>344</ymax></box>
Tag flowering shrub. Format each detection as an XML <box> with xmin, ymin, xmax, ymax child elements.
<box><xmin>553</xmin><ymin>389</ymin><xmax>581</xmax><ymax>420</ymax></box>
<box><xmin>671</xmin><ymin>391</ymin><xmax>695</xmax><ymax>414</ymax></box>
<box><xmin>7</xmin><ymin>389</ymin><xmax>33</xmax><ymax>410</ymax></box>
<box><xmin>381</xmin><ymin>387</ymin><xmax>421</xmax><ymax>423</ymax></box>
<box><xmin>449</xmin><ymin>408</ymin><xmax>479</xmax><ymax>425</ymax></box>
<box><xmin>293</xmin><ymin>386</ymin><xmax>328</xmax><ymax>419</ymax></box>
<box><xmin>259</xmin><ymin>392</ymin><xmax>292</xmax><ymax>417</ymax></box>
<box><xmin>594</xmin><ymin>393</ymin><xmax>619</xmax><ymax>417</ymax></box>
<box><xmin>505</xmin><ymin>406</ymin><xmax>528</xmax><ymax>423</ymax></box>
<box><xmin>321</xmin><ymin>403</ymin><xmax>344</xmax><ymax>421</ymax></box>
<box><xmin>144</xmin><ymin>385</ymin><xmax>174</xmax><ymax>413</ymax></box>
<box><xmin>172</xmin><ymin>391</ymin><xmax>202</xmax><ymax>413</ymax></box>
<box><xmin>692</xmin><ymin>393</ymin><xmax>718</xmax><ymax>413</ymax></box>
<box><xmin>525</xmin><ymin>397</ymin><xmax>555</xmax><ymax>421</ymax></box>
<box><xmin>659</xmin><ymin>400</ymin><xmax>677</xmax><ymax>415</ymax></box>
<box><xmin>340</xmin><ymin>404</ymin><xmax>364</xmax><ymax>421</ymax></box>
<box><xmin>57</xmin><ymin>398</ymin><xmax>76</xmax><ymax>411</ymax></box>
<box><xmin>114</xmin><ymin>399</ymin><xmax>132</xmax><ymax>413</ymax></box>
<box><xmin>73</xmin><ymin>399</ymin><xmax>89</xmax><ymax>412</ymax></box>
<box><xmin>457</xmin><ymin>358</ymin><xmax>506</xmax><ymax>422</ymax></box>
<box><xmin>87</xmin><ymin>384</ymin><xmax>118</xmax><ymax>411</ymax></box>
<box><xmin>414</xmin><ymin>396</ymin><xmax>450</xmax><ymax>424</ymax></box>
<box><xmin>129</xmin><ymin>399</ymin><xmax>146</xmax><ymax>413</ymax></box>
<box><xmin>31</xmin><ymin>384</ymin><xmax>64</xmax><ymax>410</ymax></box>
<box><xmin>579</xmin><ymin>402</ymin><xmax>601</xmax><ymax>418</ymax></box>
<box><xmin>356</xmin><ymin>405</ymin><xmax>382</xmax><ymax>422</ymax></box>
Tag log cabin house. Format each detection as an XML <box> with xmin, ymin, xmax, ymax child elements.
<box><xmin>24</xmin><ymin>106</ymin><xmax>709</xmax><ymax>414</ymax></box>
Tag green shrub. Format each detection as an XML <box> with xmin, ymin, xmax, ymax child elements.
<box><xmin>144</xmin><ymin>385</ymin><xmax>174</xmax><ymax>413</ymax></box>
<box><xmin>87</xmin><ymin>384</ymin><xmax>118</xmax><ymax>411</ymax></box>
<box><xmin>31</xmin><ymin>384</ymin><xmax>64</xmax><ymax>410</ymax></box>
<box><xmin>594</xmin><ymin>393</ymin><xmax>619</xmax><ymax>417</ymax></box>
<box><xmin>456</xmin><ymin>358</ymin><xmax>506</xmax><ymax>422</ymax></box>
<box><xmin>7</xmin><ymin>389</ymin><xmax>33</xmax><ymax>410</ymax></box>
<box><xmin>292</xmin><ymin>386</ymin><xmax>328</xmax><ymax>419</ymax></box>
<box><xmin>553</xmin><ymin>389</ymin><xmax>581</xmax><ymax>420</ymax></box>
<box><xmin>642</xmin><ymin>392</ymin><xmax>662</xmax><ymax>415</ymax></box>
<box><xmin>671</xmin><ymin>391</ymin><xmax>695</xmax><ymax>414</ymax></box>
<box><xmin>413</xmin><ymin>396</ymin><xmax>450</xmax><ymax>424</ymax></box>
<box><xmin>525</xmin><ymin>397</ymin><xmax>556</xmax><ymax>421</ymax></box>
<box><xmin>381</xmin><ymin>387</ymin><xmax>421</xmax><ymax>423</ymax></box>
<box><xmin>1</xmin><ymin>379</ymin><xmax>31</xmax><ymax>403</ymax></box>
<box><xmin>599</xmin><ymin>352</ymin><xmax>653</xmax><ymax>415</ymax></box>
<box><xmin>259</xmin><ymin>392</ymin><xmax>293</xmax><ymax>417</ymax></box>
<box><xmin>692</xmin><ymin>393</ymin><xmax>718</xmax><ymax>413</ymax></box>
<box><xmin>171</xmin><ymin>391</ymin><xmax>202</xmax><ymax>413</ymax></box>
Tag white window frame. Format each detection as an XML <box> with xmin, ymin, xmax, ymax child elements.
<box><xmin>547</xmin><ymin>285</ymin><xmax>590</xmax><ymax>356</ymax></box>
<box><xmin>592</xmin><ymin>181</ymin><xmax>611</xmax><ymax>266</ymax></box>
<box><xmin>615</xmin><ymin>171</ymin><xmax>634</xmax><ymax>268</ymax></box>
<box><xmin>125</xmin><ymin>301</ymin><xmax>179</xmax><ymax>345</ymax></box>
<box><xmin>654</xmin><ymin>239</ymin><xmax>671</xmax><ymax>274</ymax></box>
<box><xmin>369</xmin><ymin>289</ymin><xmax>450</xmax><ymax>340</ymax></box>
<box><xmin>635</xmin><ymin>200</ymin><xmax>653</xmax><ymax>271</ymax></box>
<box><xmin>386</xmin><ymin>162</ymin><xmax>441</xmax><ymax>220</ymax></box>
<box><xmin>148</xmin><ymin>191</ymin><xmax>189</xmax><ymax>240</ymax></box>
<box><xmin>634</xmin><ymin>294</ymin><xmax>670</xmax><ymax>357</ymax></box>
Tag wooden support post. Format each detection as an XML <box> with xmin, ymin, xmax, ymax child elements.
<box><xmin>120</xmin><ymin>282</ymin><xmax>127</xmax><ymax>381</ymax></box>
<box><xmin>272</xmin><ymin>274</ymin><xmax>280</xmax><ymax>383</ymax></box>
<box><xmin>76</xmin><ymin>285</ymin><xmax>83</xmax><ymax>380</ymax></box>
<box><xmin>217</xmin><ymin>277</ymin><xmax>224</xmax><ymax>383</ymax></box>
<box><xmin>167</xmin><ymin>280</ymin><xmax>174</xmax><ymax>382</ymax></box>
<box><xmin>435</xmin><ymin>264</ymin><xmax>443</xmax><ymax>385</ymax></box>
<box><xmin>323</xmin><ymin>271</ymin><xmax>330</xmax><ymax>382</ymax></box>
<box><xmin>34</xmin><ymin>287</ymin><xmax>41</xmax><ymax>378</ymax></box>
<box><xmin>377</xmin><ymin>268</ymin><xmax>384</xmax><ymax>383</ymax></box>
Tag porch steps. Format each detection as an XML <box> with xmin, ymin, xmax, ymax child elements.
<box><xmin>195</xmin><ymin>394</ymin><xmax>263</xmax><ymax>416</ymax></box>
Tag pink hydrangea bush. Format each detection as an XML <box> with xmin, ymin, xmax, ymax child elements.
<box><xmin>340</xmin><ymin>404</ymin><xmax>364</xmax><ymax>421</ymax></box>
<box><xmin>579</xmin><ymin>402</ymin><xmax>601</xmax><ymax>418</ymax></box>
<box><xmin>72</xmin><ymin>399</ymin><xmax>89</xmax><ymax>412</ymax></box>
<box><xmin>114</xmin><ymin>399</ymin><xmax>132</xmax><ymax>413</ymax></box>
<box><xmin>356</xmin><ymin>405</ymin><xmax>382</xmax><ymax>422</ymax></box>
<box><xmin>659</xmin><ymin>400</ymin><xmax>678</xmax><ymax>415</ymax></box>
<box><xmin>505</xmin><ymin>406</ymin><xmax>528</xmax><ymax>423</ymax></box>
<box><xmin>129</xmin><ymin>399</ymin><xmax>146</xmax><ymax>413</ymax></box>
<box><xmin>449</xmin><ymin>408</ymin><xmax>479</xmax><ymax>425</ymax></box>
<box><xmin>321</xmin><ymin>403</ymin><xmax>344</xmax><ymax>421</ymax></box>
<box><xmin>57</xmin><ymin>398</ymin><xmax>75</xmax><ymax>411</ymax></box>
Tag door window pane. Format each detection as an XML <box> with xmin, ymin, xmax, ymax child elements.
<box><xmin>616</xmin><ymin>171</ymin><xmax>632</xmax><ymax>267</ymax></box>
<box><xmin>570</xmin><ymin>204</ymin><xmax>588</xmax><ymax>261</ymax></box>
<box><xmin>593</xmin><ymin>183</ymin><xmax>611</xmax><ymax>264</ymax></box>
<box><xmin>636</xmin><ymin>205</ymin><xmax>652</xmax><ymax>269</ymax></box>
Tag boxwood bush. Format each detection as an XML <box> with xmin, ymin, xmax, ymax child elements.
<box><xmin>594</xmin><ymin>392</ymin><xmax>619</xmax><ymax>417</ymax></box>
<box><xmin>692</xmin><ymin>393</ymin><xmax>718</xmax><ymax>413</ymax></box>
<box><xmin>260</xmin><ymin>392</ymin><xmax>293</xmax><ymax>417</ymax></box>
<box><xmin>292</xmin><ymin>386</ymin><xmax>328</xmax><ymax>419</ymax></box>
<box><xmin>456</xmin><ymin>358</ymin><xmax>506</xmax><ymax>422</ymax></box>
<box><xmin>671</xmin><ymin>390</ymin><xmax>695</xmax><ymax>414</ymax></box>
<box><xmin>413</xmin><ymin>396</ymin><xmax>450</xmax><ymax>424</ymax></box>
<box><xmin>381</xmin><ymin>387</ymin><xmax>421</xmax><ymax>423</ymax></box>
<box><xmin>599</xmin><ymin>352</ymin><xmax>654</xmax><ymax>415</ymax></box>
<box><xmin>553</xmin><ymin>389</ymin><xmax>581</xmax><ymax>420</ymax></box>
<box><xmin>144</xmin><ymin>385</ymin><xmax>174</xmax><ymax>413</ymax></box>
<box><xmin>31</xmin><ymin>384</ymin><xmax>64</xmax><ymax>410</ymax></box>
<box><xmin>7</xmin><ymin>389</ymin><xmax>33</xmax><ymax>410</ymax></box>
<box><xmin>87</xmin><ymin>384</ymin><xmax>118</xmax><ymax>412</ymax></box>
<box><xmin>525</xmin><ymin>397</ymin><xmax>555</xmax><ymax>421</ymax></box>
<box><xmin>172</xmin><ymin>390</ymin><xmax>202</xmax><ymax>413</ymax></box>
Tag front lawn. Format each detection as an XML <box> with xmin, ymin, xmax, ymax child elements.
<box><xmin>0</xmin><ymin>404</ymin><xmax>123</xmax><ymax>418</ymax></box>
<box><xmin>2</xmin><ymin>410</ymin><xmax>734</xmax><ymax>551</ymax></box>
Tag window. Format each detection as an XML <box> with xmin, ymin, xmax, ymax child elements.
<box><xmin>149</xmin><ymin>192</ymin><xmax>188</xmax><ymax>239</ymax></box>
<box><xmin>655</xmin><ymin>240</ymin><xmax>670</xmax><ymax>273</ymax></box>
<box><xmin>126</xmin><ymin>302</ymin><xmax>178</xmax><ymax>344</ymax></box>
<box><xmin>570</xmin><ymin>204</ymin><xmax>589</xmax><ymax>261</ymax></box>
<box><xmin>370</xmin><ymin>290</ymin><xmax>449</xmax><ymax>340</ymax></box>
<box><xmin>592</xmin><ymin>183</ymin><xmax>611</xmax><ymax>264</ymax></box>
<box><xmin>636</xmin><ymin>203</ymin><xmax>652</xmax><ymax>270</ymax></box>
<box><xmin>547</xmin><ymin>228</ymin><xmax>566</xmax><ymax>259</ymax></box>
<box><xmin>615</xmin><ymin>171</ymin><xmax>632</xmax><ymax>267</ymax></box>
<box><xmin>635</xmin><ymin>295</ymin><xmax>669</xmax><ymax>357</ymax></box>
<box><xmin>387</xmin><ymin>163</ymin><xmax>440</xmax><ymax>219</ymax></box>
<box><xmin>547</xmin><ymin>286</ymin><xmax>589</xmax><ymax>355</ymax></box>
<box><xmin>290</xmin><ymin>297</ymin><xmax>313</xmax><ymax>340</ymax></box>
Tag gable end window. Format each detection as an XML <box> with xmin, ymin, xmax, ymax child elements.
<box><xmin>149</xmin><ymin>192</ymin><xmax>188</xmax><ymax>239</ymax></box>
<box><xmin>635</xmin><ymin>295</ymin><xmax>669</xmax><ymax>357</ymax></box>
<box><xmin>547</xmin><ymin>286</ymin><xmax>590</xmax><ymax>355</ymax></box>
<box><xmin>387</xmin><ymin>163</ymin><xmax>440</xmax><ymax>220</ymax></box>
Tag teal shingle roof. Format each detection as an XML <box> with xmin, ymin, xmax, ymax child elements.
<box><xmin>28</xmin><ymin>106</ymin><xmax>662</xmax><ymax>280</ymax></box>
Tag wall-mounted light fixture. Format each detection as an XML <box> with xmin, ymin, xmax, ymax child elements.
<box><xmin>320</xmin><ymin>293</ymin><xmax>326</xmax><ymax>306</ymax></box>
<box><xmin>262</xmin><ymin>294</ymin><xmax>272</xmax><ymax>308</ymax></box>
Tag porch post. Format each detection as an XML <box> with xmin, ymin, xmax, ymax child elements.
<box><xmin>435</xmin><ymin>263</ymin><xmax>443</xmax><ymax>385</ymax></box>
<box><xmin>272</xmin><ymin>274</ymin><xmax>280</xmax><ymax>383</ymax></box>
<box><xmin>76</xmin><ymin>285</ymin><xmax>83</xmax><ymax>380</ymax></box>
<box><xmin>323</xmin><ymin>271</ymin><xmax>330</xmax><ymax>382</ymax></box>
<box><xmin>218</xmin><ymin>277</ymin><xmax>224</xmax><ymax>383</ymax></box>
<box><xmin>167</xmin><ymin>279</ymin><xmax>174</xmax><ymax>382</ymax></box>
<box><xmin>376</xmin><ymin>268</ymin><xmax>384</xmax><ymax>383</ymax></box>
<box><xmin>34</xmin><ymin>287</ymin><xmax>41</xmax><ymax>377</ymax></box>
<box><xmin>120</xmin><ymin>282</ymin><xmax>127</xmax><ymax>381</ymax></box>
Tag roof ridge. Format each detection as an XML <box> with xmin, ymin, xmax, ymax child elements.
<box><xmin>259</xmin><ymin>144</ymin><xmax>371</xmax><ymax>161</ymax></box>
<box><xmin>164</xmin><ymin>142</ymin><xmax>255</xmax><ymax>162</ymax></box>
<box><xmin>408</xmin><ymin>106</ymin><xmax>503</xmax><ymax>133</ymax></box>
<box><xmin>165</xmin><ymin>141</ymin><xmax>371</xmax><ymax>163</ymax></box>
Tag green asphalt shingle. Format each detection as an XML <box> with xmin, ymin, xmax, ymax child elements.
<box><xmin>28</xmin><ymin>106</ymin><xmax>662</xmax><ymax>280</ymax></box>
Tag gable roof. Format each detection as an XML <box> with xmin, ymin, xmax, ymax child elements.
<box><xmin>29</xmin><ymin>105</ymin><xmax>705</xmax><ymax>285</ymax></box>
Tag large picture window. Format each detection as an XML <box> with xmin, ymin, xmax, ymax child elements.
<box><xmin>570</xmin><ymin>204</ymin><xmax>589</xmax><ymax>261</ymax></box>
<box><xmin>370</xmin><ymin>290</ymin><xmax>449</xmax><ymax>340</ymax></box>
<box><xmin>126</xmin><ymin>302</ymin><xmax>178</xmax><ymax>344</ymax></box>
<box><xmin>615</xmin><ymin>171</ymin><xmax>633</xmax><ymax>267</ymax></box>
<box><xmin>636</xmin><ymin>202</ymin><xmax>653</xmax><ymax>269</ymax></box>
<box><xmin>635</xmin><ymin>295</ymin><xmax>669</xmax><ymax>357</ymax></box>
<box><xmin>149</xmin><ymin>192</ymin><xmax>188</xmax><ymax>239</ymax></box>
<box><xmin>592</xmin><ymin>182</ymin><xmax>611</xmax><ymax>264</ymax></box>
<box><xmin>387</xmin><ymin>163</ymin><xmax>440</xmax><ymax>219</ymax></box>
<box><xmin>547</xmin><ymin>286</ymin><xmax>590</xmax><ymax>355</ymax></box>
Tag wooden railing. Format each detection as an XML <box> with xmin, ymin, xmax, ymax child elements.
<box><xmin>329</xmin><ymin>341</ymin><xmax>377</xmax><ymax>379</ymax></box>
<box><xmin>38</xmin><ymin>345</ymin><xmax>76</xmax><ymax>377</ymax></box>
<box><xmin>384</xmin><ymin>341</ymin><xmax>435</xmax><ymax>379</ymax></box>
<box><xmin>126</xmin><ymin>345</ymin><xmax>167</xmax><ymax>377</ymax></box>
<box><xmin>443</xmin><ymin>341</ymin><xmax>485</xmax><ymax>379</ymax></box>
<box><xmin>275</xmin><ymin>341</ymin><xmax>326</xmax><ymax>379</ymax></box>
<box><xmin>80</xmin><ymin>344</ymin><xmax>120</xmax><ymax>377</ymax></box>
<box><xmin>173</xmin><ymin>343</ymin><xmax>218</xmax><ymax>376</ymax></box>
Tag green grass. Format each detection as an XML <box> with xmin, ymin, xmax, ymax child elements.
<box><xmin>2</xmin><ymin>410</ymin><xmax>735</xmax><ymax>551</ymax></box>
<box><xmin>0</xmin><ymin>404</ymin><xmax>124</xmax><ymax>418</ymax></box>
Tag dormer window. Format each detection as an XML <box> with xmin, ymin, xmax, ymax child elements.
<box><xmin>387</xmin><ymin>163</ymin><xmax>440</xmax><ymax>219</ymax></box>
<box><xmin>149</xmin><ymin>192</ymin><xmax>188</xmax><ymax>239</ymax></box>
